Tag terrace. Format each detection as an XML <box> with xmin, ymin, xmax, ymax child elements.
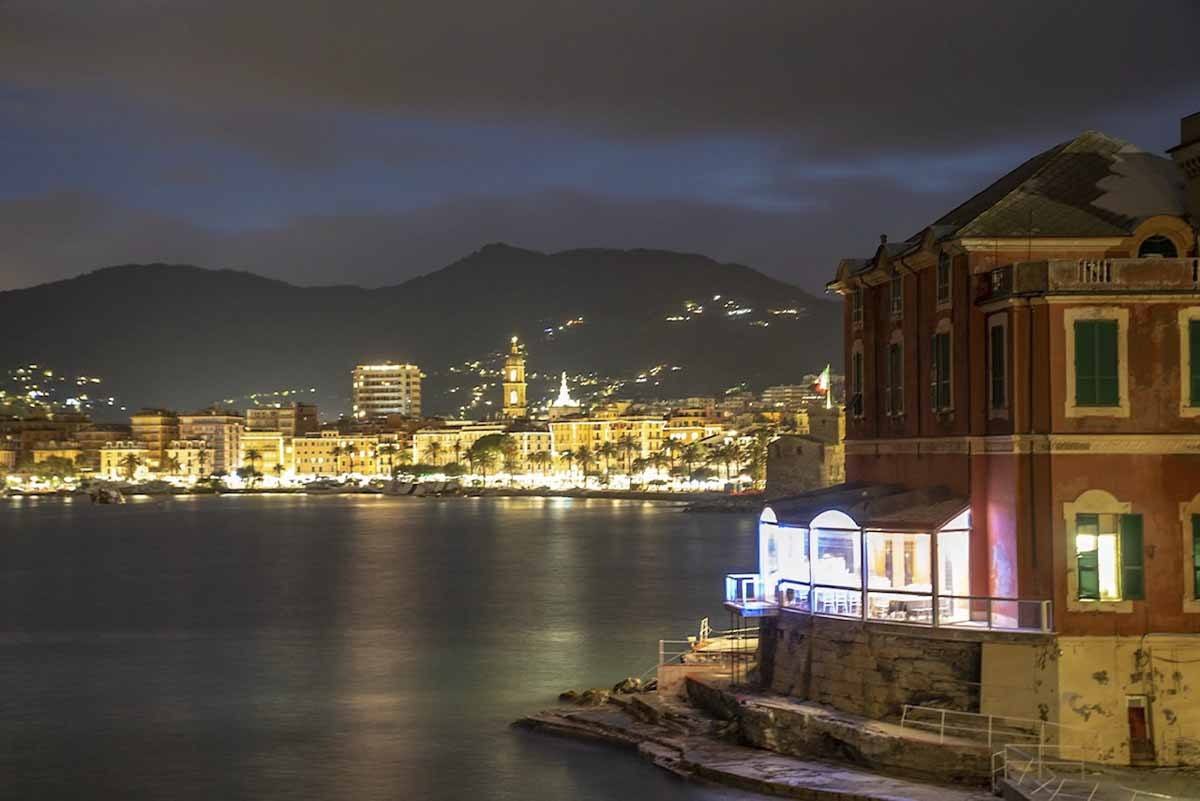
<box><xmin>724</xmin><ymin>485</ymin><xmax>1053</xmax><ymax>634</ymax></box>
<box><xmin>980</xmin><ymin>256</ymin><xmax>1200</xmax><ymax>303</ymax></box>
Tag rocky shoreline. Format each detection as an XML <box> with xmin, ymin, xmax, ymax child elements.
<box><xmin>515</xmin><ymin>676</ymin><xmax>995</xmax><ymax>801</ymax></box>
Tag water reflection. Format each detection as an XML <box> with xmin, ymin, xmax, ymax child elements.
<box><xmin>0</xmin><ymin>496</ymin><xmax>755</xmax><ymax>800</ymax></box>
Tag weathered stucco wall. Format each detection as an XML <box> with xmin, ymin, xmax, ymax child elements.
<box><xmin>982</xmin><ymin>635</ymin><xmax>1200</xmax><ymax>766</ymax></box>
<box><xmin>760</xmin><ymin>614</ymin><xmax>982</xmax><ymax>720</ymax></box>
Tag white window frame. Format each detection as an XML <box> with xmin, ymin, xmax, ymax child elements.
<box><xmin>987</xmin><ymin>313</ymin><xmax>1009</xmax><ymax>420</ymax></box>
<box><xmin>936</xmin><ymin>252</ymin><xmax>953</xmax><ymax>310</ymax></box>
<box><xmin>1064</xmin><ymin>489</ymin><xmax>1133</xmax><ymax>614</ymax></box>
<box><xmin>1179</xmin><ymin>307</ymin><xmax>1200</xmax><ymax>418</ymax></box>
<box><xmin>889</xmin><ymin>275</ymin><xmax>904</xmax><ymax>320</ymax></box>
<box><xmin>931</xmin><ymin>317</ymin><xmax>954</xmax><ymax>414</ymax></box>
<box><xmin>1063</xmin><ymin>306</ymin><xmax>1130</xmax><ymax>419</ymax></box>
<box><xmin>1182</xmin><ymin>493</ymin><xmax>1200</xmax><ymax>614</ymax></box>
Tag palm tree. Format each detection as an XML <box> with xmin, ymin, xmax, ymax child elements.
<box><xmin>531</xmin><ymin>450</ymin><xmax>553</xmax><ymax>475</ymax></box>
<box><xmin>576</xmin><ymin>445</ymin><xmax>595</xmax><ymax>481</ymax></box>
<box><xmin>681</xmin><ymin>443</ymin><xmax>702</xmax><ymax>475</ymax></box>
<box><xmin>118</xmin><ymin>453</ymin><xmax>142</xmax><ymax>480</ymax></box>
<box><xmin>559</xmin><ymin>449</ymin><xmax>576</xmax><ymax>477</ymax></box>
<box><xmin>451</xmin><ymin>438</ymin><xmax>464</xmax><ymax>465</ymax></box>
<box><xmin>597</xmin><ymin>441</ymin><xmax>618</xmax><ymax>480</ymax></box>
<box><xmin>160</xmin><ymin>455</ymin><xmax>181</xmax><ymax>477</ymax></box>
<box><xmin>197</xmin><ymin>448</ymin><xmax>209</xmax><ymax>478</ymax></box>
<box><xmin>499</xmin><ymin>436</ymin><xmax>520</xmax><ymax>486</ymax></box>
<box><xmin>244</xmin><ymin>449</ymin><xmax>263</xmax><ymax>474</ymax></box>
<box><xmin>616</xmin><ymin>434</ymin><xmax>638</xmax><ymax>474</ymax></box>
<box><xmin>377</xmin><ymin>443</ymin><xmax>398</xmax><ymax>477</ymax></box>
<box><xmin>424</xmin><ymin>441</ymin><xmax>444</xmax><ymax>467</ymax></box>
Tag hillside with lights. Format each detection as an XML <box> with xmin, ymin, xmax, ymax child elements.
<box><xmin>0</xmin><ymin>244</ymin><xmax>840</xmax><ymax>418</ymax></box>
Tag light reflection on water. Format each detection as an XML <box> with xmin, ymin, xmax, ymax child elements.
<box><xmin>0</xmin><ymin>496</ymin><xmax>757</xmax><ymax>800</ymax></box>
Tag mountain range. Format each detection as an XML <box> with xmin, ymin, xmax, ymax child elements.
<box><xmin>0</xmin><ymin>244</ymin><xmax>842</xmax><ymax>418</ymax></box>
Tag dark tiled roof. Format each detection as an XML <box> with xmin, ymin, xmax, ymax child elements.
<box><xmin>932</xmin><ymin>131</ymin><xmax>1186</xmax><ymax>239</ymax></box>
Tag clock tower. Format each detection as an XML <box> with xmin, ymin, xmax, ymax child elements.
<box><xmin>502</xmin><ymin>336</ymin><xmax>527</xmax><ymax>419</ymax></box>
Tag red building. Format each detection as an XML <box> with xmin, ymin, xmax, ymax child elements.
<box><xmin>727</xmin><ymin>113</ymin><xmax>1200</xmax><ymax>766</ymax></box>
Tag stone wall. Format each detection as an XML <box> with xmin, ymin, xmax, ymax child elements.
<box><xmin>764</xmin><ymin>435</ymin><xmax>845</xmax><ymax>500</ymax></box>
<box><xmin>760</xmin><ymin>614</ymin><xmax>982</xmax><ymax>720</ymax></box>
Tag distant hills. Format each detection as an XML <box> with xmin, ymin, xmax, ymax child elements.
<box><xmin>0</xmin><ymin>244</ymin><xmax>841</xmax><ymax>417</ymax></box>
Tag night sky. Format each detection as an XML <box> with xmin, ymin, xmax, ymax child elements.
<box><xmin>2</xmin><ymin>1</ymin><xmax>1198</xmax><ymax>293</ymax></box>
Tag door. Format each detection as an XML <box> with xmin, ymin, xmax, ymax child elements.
<box><xmin>1127</xmin><ymin>696</ymin><xmax>1155</xmax><ymax>764</ymax></box>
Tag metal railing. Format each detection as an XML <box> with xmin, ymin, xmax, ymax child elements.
<box><xmin>901</xmin><ymin>705</ymin><xmax>1082</xmax><ymax>748</ymax></box>
<box><xmin>994</xmin><ymin>744</ymin><xmax>1181</xmax><ymax>801</ymax></box>
<box><xmin>752</xmin><ymin>575</ymin><xmax>1053</xmax><ymax>633</ymax></box>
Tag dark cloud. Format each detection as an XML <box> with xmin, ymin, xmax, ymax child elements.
<box><xmin>2</xmin><ymin>1</ymin><xmax>1198</xmax><ymax>159</ymax></box>
<box><xmin>0</xmin><ymin>176</ymin><xmax>952</xmax><ymax>294</ymax></box>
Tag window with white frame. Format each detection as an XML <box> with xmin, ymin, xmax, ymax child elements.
<box><xmin>936</xmin><ymin>252</ymin><xmax>952</xmax><ymax>306</ymax></box>
<box><xmin>1064</xmin><ymin>308</ymin><xmax>1129</xmax><ymax>418</ymax></box>
<box><xmin>889</xmin><ymin>275</ymin><xmax>903</xmax><ymax>319</ymax></box>
<box><xmin>1074</xmin><ymin>512</ymin><xmax>1144</xmax><ymax>602</ymax></box>
<box><xmin>931</xmin><ymin>325</ymin><xmax>952</xmax><ymax>413</ymax></box>
<box><xmin>988</xmin><ymin>314</ymin><xmax>1008</xmax><ymax>416</ymax></box>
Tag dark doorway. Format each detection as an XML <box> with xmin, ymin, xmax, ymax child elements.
<box><xmin>1127</xmin><ymin>696</ymin><xmax>1155</xmax><ymax>764</ymax></box>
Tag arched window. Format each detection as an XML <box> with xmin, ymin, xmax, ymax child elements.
<box><xmin>1138</xmin><ymin>235</ymin><xmax>1178</xmax><ymax>258</ymax></box>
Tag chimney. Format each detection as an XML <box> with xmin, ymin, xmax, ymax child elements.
<box><xmin>1168</xmin><ymin>111</ymin><xmax>1200</xmax><ymax>247</ymax></box>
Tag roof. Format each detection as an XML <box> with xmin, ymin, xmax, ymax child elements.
<box><xmin>830</xmin><ymin>130</ymin><xmax>1188</xmax><ymax>288</ymax></box>
<box><xmin>766</xmin><ymin>482</ymin><xmax>968</xmax><ymax>531</ymax></box>
<box><xmin>937</xmin><ymin>131</ymin><xmax>1186</xmax><ymax>239</ymax></box>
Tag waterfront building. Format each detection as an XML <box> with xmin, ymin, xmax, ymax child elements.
<box><xmin>501</xmin><ymin>337</ymin><xmax>527</xmax><ymax>419</ymax></box>
<box><xmin>760</xmin><ymin>384</ymin><xmax>815</xmax><ymax>409</ymax></box>
<box><xmin>99</xmin><ymin>441</ymin><xmax>151</xmax><ymax>480</ymax></box>
<box><xmin>179</xmin><ymin>409</ymin><xmax>243</xmax><ymax>475</ymax></box>
<box><xmin>505</xmin><ymin>423</ymin><xmax>555</xmax><ymax>473</ymax></box>
<box><xmin>725</xmin><ymin>115</ymin><xmax>1200</xmax><ymax>766</ymax></box>
<box><xmin>130</xmin><ymin>409</ymin><xmax>179</xmax><ymax>469</ymax></box>
<box><xmin>74</xmin><ymin>424</ymin><xmax>131</xmax><ymax>470</ymax></box>
<box><xmin>665</xmin><ymin>408</ymin><xmax>725</xmax><ymax>444</ymax></box>
<box><xmin>290</xmin><ymin>430</ymin><xmax>398</xmax><ymax>476</ymax></box>
<box><xmin>0</xmin><ymin>442</ymin><xmax>16</xmax><ymax>472</ymax></box>
<box><xmin>411</xmin><ymin>421</ymin><xmax>506</xmax><ymax>466</ymax></box>
<box><xmin>30</xmin><ymin>440</ymin><xmax>83</xmax><ymax>466</ymax></box>
<box><xmin>239</xmin><ymin>430</ymin><xmax>286</xmax><ymax>477</ymax></box>
<box><xmin>245</xmin><ymin>403</ymin><xmax>319</xmax><ymax>438</ymax></box>
<box><xmin>291</xmin><ymin>431</ymin><xmax>341</xmax><ymax>476</ymax></box>
<box><xmin>548</xmin><ymin>416</ymin><xmax>667</xmax><ymax>464</ymax></box>
<box><xmin>164</xmin><ymin>440</ymin><xmax>215</xmax><ymax>478</ymax></box>
<box><xmin>352</xmin><ymin>363</ymin><xmax>421</xmax><ymax>419</ymax></box>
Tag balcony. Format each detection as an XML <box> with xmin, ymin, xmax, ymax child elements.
<box><xmin>979</xmin><ymin>257</ymin><xmax>1200</xmax><ymax>302</ymax></box>
<box><xmin>723</xmin><ymin>573</ymin><xmax>778</xmax><ymax>617</ymax></box>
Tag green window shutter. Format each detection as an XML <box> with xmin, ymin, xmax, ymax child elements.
<box><xmin>1190</xmin><ymin>321</ymin><xmax>1200</xmax><ymax>407</ymax></box>
<box><xmin>1120</xmin><ymin>514</ymin><xmax>1144</xmax><ymax>601</ymax></box>
<box><xmin>990</xmin><ymin>324</ymin><xmax>1005</xmax><ymax>409</ymax></box>
<box><xmin>1192</xmin><ymin>515</ymin><xmax>1200</xmax><ymax>600</ymax></box>
<box><xmin>1075</xmin><ymin>321</ymin><xmax>1097</xmax><ymax>405</ymax></box>
<box><xmin>1077</xmin><ymin>550</ymin><xmax>1100</xmax><ymax>600</ymax></box>
<box><xmin>1096</xmin><ymin>321</ymin><xmax>1119</xmax><ymax>405</ymax></box>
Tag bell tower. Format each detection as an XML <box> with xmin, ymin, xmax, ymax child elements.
<box><xmin>502</xmin><ymin>336</ymin><xmax>527</xmax><ymax>419</ymax></box>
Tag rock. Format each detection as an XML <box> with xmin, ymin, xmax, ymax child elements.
<box><xmin>577</xmin><ymin>688</ymin><xmax>611</xmax><ymax>706</ymax></box>
<box><xmin>612</xmin><ymin>677</ymin><xmax>643</xmax><ymax>695</ymax></box>
<box><xmin>642</xmin><ymin>678</ymin><xmax>658</xmax><ymax>692</ymax></box>
<box><xmin>558</xmin><ymin>690</ymin><xmax>579</xmax><ymax>703</ymax></box>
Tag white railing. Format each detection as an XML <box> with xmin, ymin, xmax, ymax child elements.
<box><xmin>994</xmin><ymin>744</ymin><xmax>1180</xmax><ymax>801</ymax></box>
<box><xmin>760</xmin><ymin>576</ymin><xmax>1053</xmax><ymax>633</ymax></box>
<box><xmin>901</xmin><ymin>705</ymin><xmax>1083</xmax><ymax>748</ymax></box>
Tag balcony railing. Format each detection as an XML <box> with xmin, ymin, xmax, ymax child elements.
<box><xmin>726</xmin><ymin>574</ymin><xmax>1053</xmax><ymax>633</ymax></box>
<box><xmin>981</xmin><ymin>258</ymin><xmax>1200</xmax><ymax>302</ymax></box>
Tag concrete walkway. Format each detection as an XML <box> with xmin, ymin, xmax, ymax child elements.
<box><xmin>516</xmin><ymin>697</ymin><xmax>995</xmax><ymax>801</ymax></box>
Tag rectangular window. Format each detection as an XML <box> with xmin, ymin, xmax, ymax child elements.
<box><xmin>890</xmin><ymin>276</ymin><xmax>903</xmax><ymax>318</ymax></box>
<box><xmin>1075</xmin><ymin>320</ymin><xmax>1119</xmax><ymax>406</ymax></box>
<box><xmin>887</xmin><ymin>342</ymin><xmax>903</xmax><ymax>415</ymax></box>
<box><xmin>1075</xmin><ymin>513</ymin><xmax>1143</xmax><ymax>601</ymax></box>
<box><xmin>1191</xmin><ymin>321</ymin><xmax>1200</xmax><ymax>407</ymax></box>
<box><xmin>850</xmin><ymin>351</ymin><xmax>864</xmax><ymax>417</ymax></box>
<box><xmin>851</xmin><ymin>288</ymin><xmax>863</xmax><ymax>325</ymax></box>
<box><xmin>936</xmin><ymin>253</ymin><xmax>952</xmax><ymax>305</ymax></box>
<box><xmin>990</xmin><ymin>323</ymin><xmax>1006</xmax><ymax>410</ymax></box>
<box><xmin>931</xmin><ymin>332</ymin><xmax>951</xmax><ymax>411</ymax></box>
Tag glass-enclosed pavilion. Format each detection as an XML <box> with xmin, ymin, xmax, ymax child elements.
<box><xmin>725</xmin><ymin>484</ymin><xmax>1051</xmax><ymax>632</ymax></box>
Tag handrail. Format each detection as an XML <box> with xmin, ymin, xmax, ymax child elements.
<box><xmin>901</xmin><ymin>704</ymin><xmax>1086</xmax><ymax>748</ymax></box>
<box><xmin>994</xmin><ymin>743</ymin><xmax>1180</xmax><ymax>801</ymax></box>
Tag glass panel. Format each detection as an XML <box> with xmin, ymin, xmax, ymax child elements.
<box><xmin>937</xmin><ymin>528</ymin><xmax>972</xmax><ymax>624</ymax></box>
<box><xmin>813</xmin><ymin>526</ymin><xmax>861</xmax><ymax>588</ymax></box>
<box><xmin>1075</xmin><ymin>513</ymin><xmax>1121</xmax><ymax>600</ymax></box>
